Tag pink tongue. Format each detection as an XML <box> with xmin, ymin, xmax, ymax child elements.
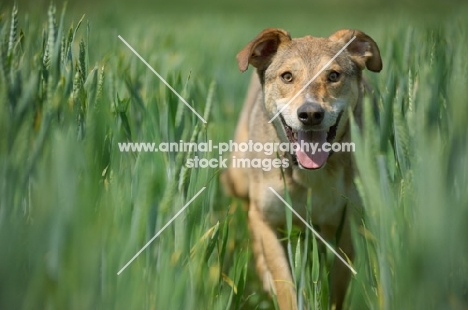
<box><xmin>296</xmin><ymin>130</ymin><xmax>329</xmax><ymax>169</ymax></box>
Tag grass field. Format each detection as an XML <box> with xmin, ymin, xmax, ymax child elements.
<box><xmin>1</xmin><ymin>0</ymin><xmax>468</xmax><ymax>309</ymax></box>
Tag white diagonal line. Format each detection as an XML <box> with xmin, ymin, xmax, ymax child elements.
<box><xmin>117</xmin><ymin>187</ymin><xmax>206</xmax><ymax>275</ymax></box>
<box><xmin>118</xmin><ymin>35</ymin><xmax>207</xmax><ymax>124</ymax></box>
<box><xmin>268</xmin><ymin>187</ymin><xmax>357</xmax><ymax>275</ymax></box>
<box><xmin>268</xmin><ymin>35</ymin><xmax>356</xmax><ymax>123</ymax></box>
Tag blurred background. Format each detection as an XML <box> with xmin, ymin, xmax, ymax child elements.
<box><xmin>1</xmin><ymin>0</ymin><xmax>467</xmax><ymax>309</ymax></box>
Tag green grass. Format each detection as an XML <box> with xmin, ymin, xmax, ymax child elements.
<box><xmin>1</xmin><ymin>1</ymin><xmax>467</xmax><ymax>309</ymax></box>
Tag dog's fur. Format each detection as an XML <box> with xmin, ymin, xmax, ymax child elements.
<box><xmin>221</xmin><ymin>28</ymin><xmax>381</xmax><ymax>309</ymax></box>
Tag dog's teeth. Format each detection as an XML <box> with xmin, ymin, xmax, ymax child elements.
<box><xmin>293</xmin><ymin>132</ymin><xmax>298</xmax><ymax>139</ymax></box>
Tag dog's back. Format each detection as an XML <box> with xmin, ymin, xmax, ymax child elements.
<box><xmin>221</xmin><ymin>73</ymin><xmax>261</xmax><ymax>199</ymax></box>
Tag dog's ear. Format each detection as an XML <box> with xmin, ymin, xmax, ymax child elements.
<box><xmin>236</xmin><ymin>28</ymin><xmax>291</xmax><ymax>72</ymax></box>
<box><xmin>329</xmin><ymin>29</ymin><xmax>382</xmax><ymax>72</ymax></box>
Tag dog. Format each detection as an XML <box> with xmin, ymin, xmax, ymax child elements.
<box><xmin>221</xmin><ymin>28</ymin><xmax>382</xmax><ymax>309</ymax></box>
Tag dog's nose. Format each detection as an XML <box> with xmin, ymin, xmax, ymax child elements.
<box><xmin>297</xmin><ymin>103</ymin><xmax>325</xmax><ymax>126</ymax></box>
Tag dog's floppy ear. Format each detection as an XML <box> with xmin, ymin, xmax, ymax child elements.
<box><xmin>236</xmin><ymin>28</ymin><xmax>291</xmax><ymax>72</ymax></box>
<box><xmin>329</xmin><ymin>29</ymin><xmax>382</xmax><ymax>72</ymax></box>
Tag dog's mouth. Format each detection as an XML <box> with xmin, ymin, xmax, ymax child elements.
<box><xmin>280</xmin><ymin>112</ymin><xmax>343</xmax><ymax>170</ymax></box>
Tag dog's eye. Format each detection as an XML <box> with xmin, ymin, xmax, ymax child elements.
<box><xmin>327</xmin><ymin>71</ymin><xmax>340</xmax><ymax>83</ymax></box>
<box><xmin>280</xmin><ymin>72</ymin><xmax>294</xmax><ymax>83</ymax></box>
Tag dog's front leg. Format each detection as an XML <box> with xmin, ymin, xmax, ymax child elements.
<box><xmin>249</xmin><ymin>203</ymin><xmax>298</xmax><ymax>310</ymax></box>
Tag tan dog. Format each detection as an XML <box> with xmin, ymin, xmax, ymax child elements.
<box><xmin>222</xmin><ymin>28</ymin><xmax>381</xmax><ymax>309</ymax></box>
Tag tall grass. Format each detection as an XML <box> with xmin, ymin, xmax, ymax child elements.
<box><xmin>0</xmin><ymin>3</ymin><xmax>249</xmax><ymax>309</ymax></box>
<box><xmin>0</xmin><ymin>2</ymin><xmax>467</xmax><ymax>310</ymax></box>
<box><xmin>347</xmin><ymin>25</ymin><xmax>468</xmax><ymax>309</ymax></box>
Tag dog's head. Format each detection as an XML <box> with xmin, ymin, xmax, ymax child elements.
<box><xmin>237</xmin><ymin>28</ymin><xmax>382</xmax><ymax>170</ymax></box>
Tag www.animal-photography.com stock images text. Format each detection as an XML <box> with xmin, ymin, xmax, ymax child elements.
<box><xmin>1</xmin><ymin>0</ymin><xmax>467</xmax><ymax>309</ymax></box>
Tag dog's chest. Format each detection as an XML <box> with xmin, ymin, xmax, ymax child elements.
<box><xmin>255</xmin><ymin>162</ymin><xmax>352</xmax><ymax>227</ymax></box>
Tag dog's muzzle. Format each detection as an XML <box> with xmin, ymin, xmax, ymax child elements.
<box><xmin>280</xmin><ymin>112</ymin><xmax>343</xmax><ymax>169</ymax></box>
